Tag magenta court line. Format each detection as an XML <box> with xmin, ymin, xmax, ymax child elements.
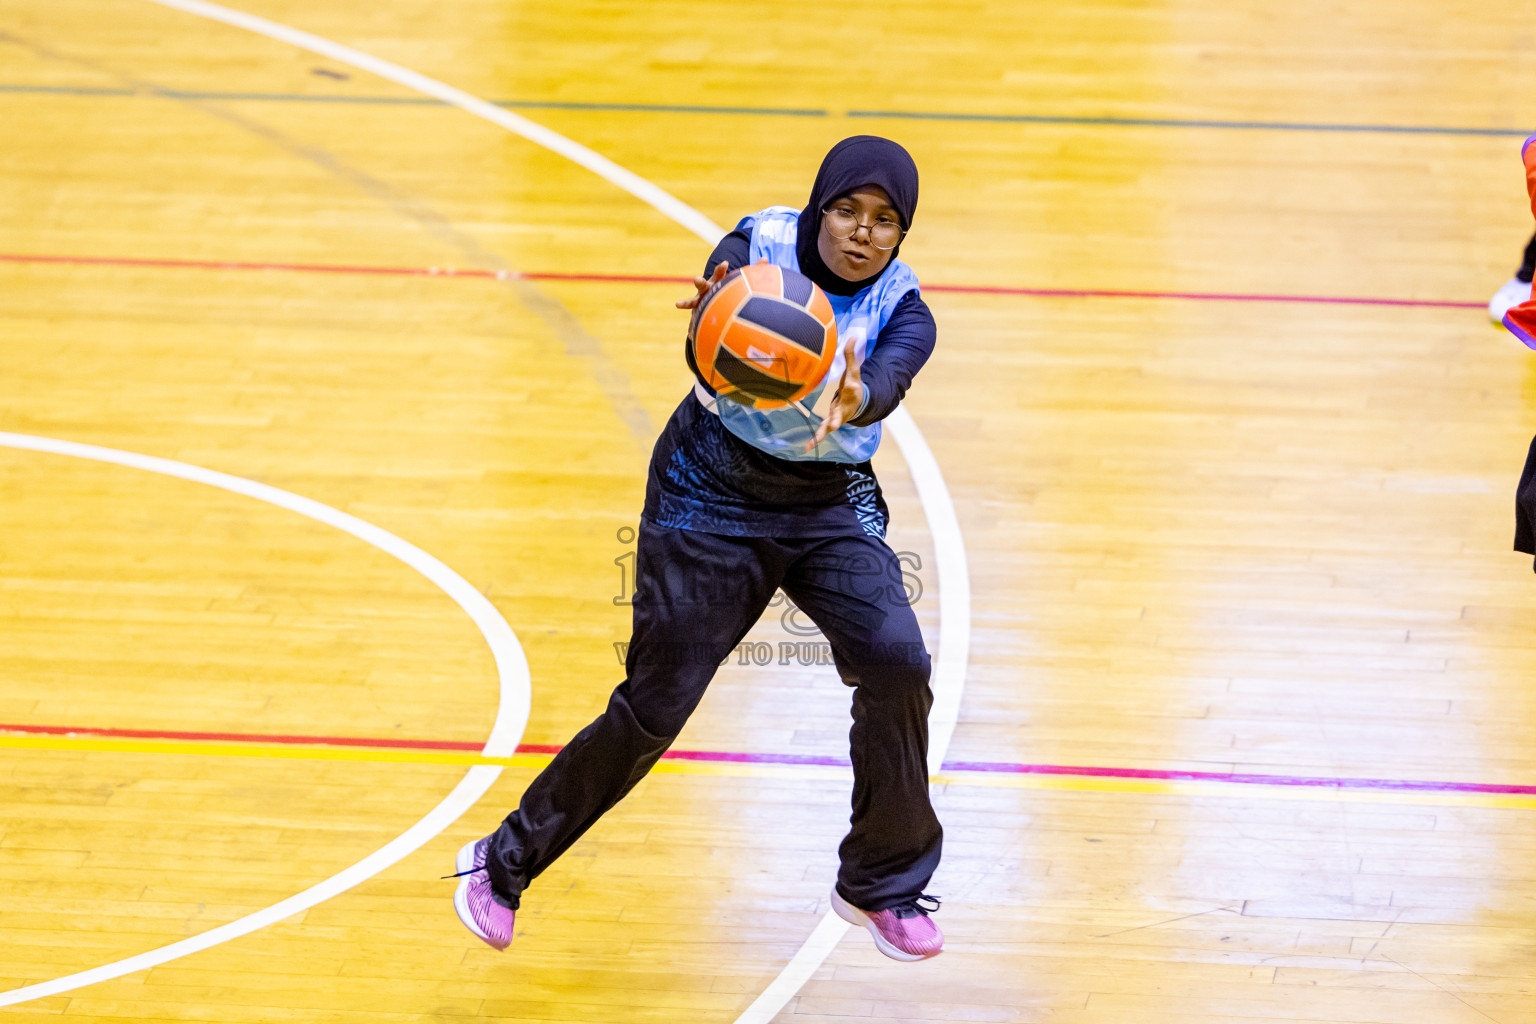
<box><xmin>5</xmin><ymin>721</ymin><xmax>1535</xmax><ymax>796</ymax></box>
<box><xmin>0</xmin><ymin>251</ymin><xmax>1484</xmax><ymax>310</ymax></box>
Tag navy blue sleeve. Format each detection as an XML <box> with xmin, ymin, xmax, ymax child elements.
<box><xmin>686</xmin><ymin>225</ymin><xmax>753</xmax><ymax>390</ymax></box>
<box><xmin>848</xmin><ymin>290</ymin><xmax>937</xmax><ymax>427</ymax></box>
<box><xmin>704</xmin><ymin>224</ymin><xmax>752</xmax><ymax>277</ymax></box>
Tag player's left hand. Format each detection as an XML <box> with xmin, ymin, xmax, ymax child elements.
<box><xmin>805</xmin><ymin>336</ymin><xmax>864</xmax><ymax>451</ymax></box>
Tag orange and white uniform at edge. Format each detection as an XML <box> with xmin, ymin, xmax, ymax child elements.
<box><xmin>1502</xmin><ymin>134</ymin><xmax>1536</xmax><ymax>348</ymax></box>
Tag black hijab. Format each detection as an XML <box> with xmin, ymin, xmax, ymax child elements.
<box><xmin>796</xmin><ymin>136</ymin><xmax>919</xmax><ymax>297</ymax></box>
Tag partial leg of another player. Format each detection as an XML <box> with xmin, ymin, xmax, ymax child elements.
<box><xmin>1490</xmin><ymin>232</ymin><xmax>1536</xmax><ymax>323</ymax></box>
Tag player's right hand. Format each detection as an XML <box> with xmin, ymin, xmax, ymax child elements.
<box><xmin>676</xmin><ymin>261</ymin><xmax>730</xmax><ymax>310</ymax></box>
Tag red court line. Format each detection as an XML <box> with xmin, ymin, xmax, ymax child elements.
<box><xmin>925</xmin><ymin>283</ymin><xmax>1483</xmax><ymax>310</ymax></box>
<box><xmin>940</xmin><ymin>760</ymin><xmax>1536</xmax><ymax>796</ymax></box>
<box><xmin>0</xmin><ymin>252</ymin><xmax>1484</xmax><ymax>310</ymax></box>
<box><xmin>5</xmin><ymin>721</ymin><xmax>1533</xmax><ymax>795</ymax></box>
<box><xmin>0</xmin><ymin>252</ymin><xmax>687</xmax><ymax>286</ymax></box>
<box><xmin>0</xmin><ymin>252</ymin><xmax>482</xmax><ymax>278</ymax></box>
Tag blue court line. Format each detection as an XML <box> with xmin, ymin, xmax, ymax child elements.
<box><xmin>1</xmin><ymin>83</ymin><xmax>1526</xmax><ymax>137</ymax></box>
<box><xmin>848</xmin><ymin>108</ymin><xmax>1530</xmax><ymax>138</ymax></box>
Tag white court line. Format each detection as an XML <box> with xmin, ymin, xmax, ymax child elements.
<box><xmin>0</xmin><ymin>433</ymin><xmax>530</xmax><ymax>1008</ymax></box>
<box><xmin>733</xmin><ymin>411</ymin><xmax>971</xmax><ymax>1024</ymax></box>
<box><xmin>76</xmin><ymin>2</ymin><xmax>972</xmax><ymax>1017</ymax></box>
<box><xmin>143</xmin><ymin>0</ymin><xmax>723</xmax><ymax>246</ymax></box>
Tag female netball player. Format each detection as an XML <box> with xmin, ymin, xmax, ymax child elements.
<box><xmin>451</xmin><ymin>136</ymin><xmax>945</xmax><ymax>962</ymax></box>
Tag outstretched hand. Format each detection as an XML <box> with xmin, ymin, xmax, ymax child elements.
<box><xmin>676</xmin><ymin>258</ymin><xmax>771</xmax><ymax>311</ymax></box>
<box><xmin>806</xmin><ymin>336</ymin><xmax>864</xmax><ymax>451</ymax></box>
<box><xmin>676</xmin><ymin>260</ymin><xmax>729</xmax><ymax>310</ymax></box>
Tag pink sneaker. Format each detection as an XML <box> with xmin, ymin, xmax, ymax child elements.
<box><xmin>831</xmin><ymin>887</ymin><xmax>943</xmax><ymax>961</ymax></box>
<box><xmin>451</xmin><ymin>838</ymin><xmax>515</xmax><ymax>950</ymax></box>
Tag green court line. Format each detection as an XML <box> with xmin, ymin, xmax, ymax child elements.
<box><xmin>847</xmin><ymin>107</ymin><xmax>1530</xmax><ymax>137</ymax></box>
<box><xmin>2</xmin><ymin>82</ymin><xmax>1529</xmax><ymax>137</ymax></box>
<box><xmin>0</xmin><ymin>83</ymin><xmax>828</xmax><ymax>116</ymax></box>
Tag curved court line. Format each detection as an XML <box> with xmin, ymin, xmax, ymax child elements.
<box><xmin>141</xmin><ymin>0</ymin><xmax>721</xmax><ymax>244</ymax></box>
<box><xmin>130</xmin><ymin>3</ymin><xmax>972</xmax><ymax>1018</ymax></box>
<box><xmin>0</xmin><ymin>432</ymin><xmax>530</xmax><ymax>1008</ymax></box>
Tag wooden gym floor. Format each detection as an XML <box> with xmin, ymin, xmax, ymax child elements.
<box><xmin>4</xmin><ymin>1</ymin><xmax>1536</xmax><ymax>1021</ymax></box>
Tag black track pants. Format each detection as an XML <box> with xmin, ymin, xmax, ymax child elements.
<box><xmin>483</xmin><ymin>521</ymin><xmax>942</xmax><ymax>912</ymax></box>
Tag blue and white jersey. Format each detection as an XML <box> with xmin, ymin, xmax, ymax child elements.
<box><xmin>706</xmin><ymin>206</ymin><xmax>921</xmax><ymax>464</ymax></box>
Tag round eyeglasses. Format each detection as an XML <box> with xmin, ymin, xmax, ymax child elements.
<box><xmin>822</xmin><ymin>207</ymin><xmax>905</xmax><ymax>251</ymax></box>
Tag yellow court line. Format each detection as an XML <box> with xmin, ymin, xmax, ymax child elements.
<box><xmin>7</xmin><ymin>734</ymin><xmax>1536</xmax><ymax>810</ymax></box>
